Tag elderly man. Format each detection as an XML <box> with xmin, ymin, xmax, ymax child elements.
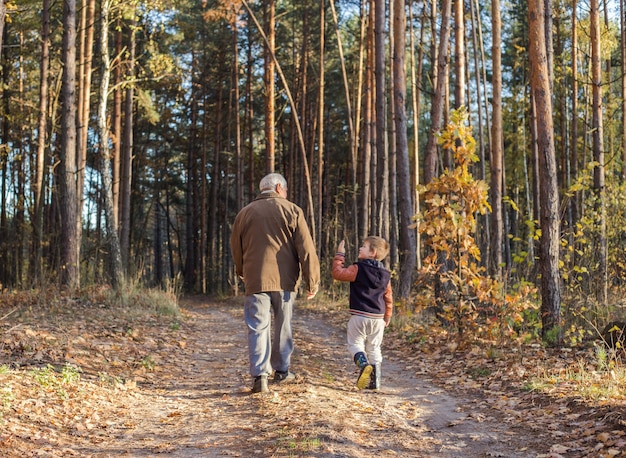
<box><xmin>230</xmin><ymin>173</ymin><xmax>320</xmax><ymax>393</ymax></box>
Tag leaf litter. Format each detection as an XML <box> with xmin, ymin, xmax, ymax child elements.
<box><xmin>0</xmin><ymin>293</ymin><xmax>623</xmax><ymax>457</ymax></box>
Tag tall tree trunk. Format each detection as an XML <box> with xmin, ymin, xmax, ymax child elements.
<box><xmin>318</xmin><ymin>0</ymin><xmax>325</xmax><ymax>251</ymax></box>
<box><xmin>393</xmin><ymin>0</ymin><xmax>417</xmax><ymax>298</ymax></box>
<box><xmin>470</xmin><ymin>0</ymin><xmax>489</xmax><ymax>263</ymax></box>
<box><xmin>523</xmin><ymin>114</ymin><xmax>535</xmax><ymax>265</ymax></box>
<box><xmin>355</xmin><ymin>0</ymin><xmax>368</xmax><ymax>247</ymax></box>
<box><xmin>375</xmin><ymin>0</ymin><xmax>389</xmax><ymax>242</ymax></box>
<box><xmin>32</xmin><ymin>0</ymin><xmax>51</xmax><ymax>283</ymax></box>
<box><xmin>473</xmin><ymin>0</ymin><xmax>492</xmax><ymax>171</ymax></box>
<box><xmin>569</xmin><ymin>0</ymin><xmax>579</xmax><ymax>266</ymax></box>
<box><xmin>544</xmin><ymin>0</ymin><xmax>553</xmax><ymax>89</ymax></box>
<box><xmin>113</xmin><ymin>27</ymin><xmax>122</xmax><ymax>226</ymax></box>
<box><xmin>120</xmin><ymin>20</ymin><xmax>136</xmax><ymax>270</ymax></box>
<box><xmin>77</xmin><ymin>0</ymin><xmax>96</xmax><ymax>228</ymax></box>
<box><xmin>424</xmin><ymin>0</ymin><xmax>451</xmax><ymax>184</ymax></box>
<box><xmin>0</xmin><ymin>0</ymin><xmax>5</xmax><ymax>52</ymax></box>
<box><xmin>621</xmin><ymin>0</ymin><xmax>626</xmax><ymax>181</ymax></box>
<box><xmin>185</xmin><ymin>84</ymin><xmax>199</xmax><ymax>292</ymax></box>
<box><xmin>232</xmin><ymin>25</ymin><xmax>243</xmax><ymax>293</ymax></box>
<box><xmin>0</xmin><ymin>39</ymin><xmax>8</xmax><ymax>286</ymax></box>
<box><xmin>388</xmin><ymin>0</ymin><xmax>397</xmax><ymax>265</ymax></box>
<box><xmin>409</xmin><ymin>0</ymin><xmax>424</xmax><ymax>270</ymax></box>
<box><xmin>245</xmin><ymin>25</ymin><xmax>255</xmax><ymax>200</ymax></box>
<box><xmin>16</xmin><ymin>32</ymin><xmax>25</xmax><ymax>286</ymax></box>
<box><xmin>154</xmin><ymin>192</ymin><xmax>164</xmax><ymax>286</ymax></box>
<box><xmin>528</xmin><ymin>0</ymin><xmax>562</xmax><ymax>345</ymax></box>
<box><xmin>298</xmin><ymin>0</ymin><xmax>313</xmax><ymax>226</ymax></box>
<box><xmin>201</xmin><ymin>96</ymin><xmax>208</xmax><ymax>293</ymax></box>
<box><xmin>590</xmin><ymin>0</ymin><xmax>608</xmax><ymax>306</ymax></box>
<box><xmin>360</xmin><ymin>1</ymin><xmax>374</xmax><ymax>242</ymax></box>
<box><xmin>330</xmin><ymin>0</ymin><xmax>358</xmax><ymax>245</ymax></box>
<box><xmin>490</xmin><ymin>0</ymin><xmax>504</xmax><ymax>278</ymax></box>
<box><xmin>264</xmin><ymin>0</ymin><xmax>276</xmax><ymax>173</ymax></box>
<box><xmin>453</xmin><ymin>0</ymin><xmax>465</xmax><ymax>108</ymax></box>
<box><xmin>74</xmin><ymin>0</ymin><xmax>95</xmax><ymax>285</ymax></box>
<box><xmin>233</xmin><ymin>28</ymin><xmax>243</xmax><ymax>219</ymax></box>
<box><xmin>374</xmin><ymin>0</ymin><xmax>387</xmax><ymax>239</ymax></box>
<box><xmin>60</xmin><ymin>0</ymin><xmax>80</xmax><ymax>290</ymax></box>
<box><xmin>209</xmin><ymin>71</ymin><xmax>224</xmax><ymax>289</ymax></box>
<box><xmin>554</xmin><ymin>14</ymin><xmax>566</xmax><ymax>191</ymax></box>
<box><xmin>97</xmin><ymin>0</ymin><xmax>124</xmax><ymax>289</ymax></box>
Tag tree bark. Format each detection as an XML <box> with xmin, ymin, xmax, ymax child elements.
<box><xmin>424</xmin><ymin>0</ymin><xmax>451</xmax><ymax>184</ymax></box>
<box><xmin>490</xmin><ymin>0</ymin><xmax>504</xmax><ymax>277</ymax></box>
<box><xmin>528</xmin><ymin>0</ymin><xmax>562</xmax><ymax>344</ymax></box>
<box><xmin>16</xmin><ymin>32</ymin><xmax>25</xmax><ymax>286</ymax></box>
<box><xmin>388</xmin><ymin>0</ymin><xmax>397</xmax><ymax>266</ymax></box>
<box><xmin>360</xmin><ymin>1</ymin><xmax>373</xmax><ymax>242</ymax></box>
<box><xmin>374</xmin><ymin>0</ymin><xmax>388</xmax><ymax>239</ymax></box>
<box><xmin>409</xmin><ymin>0</ymin><xmax>424</xmax><ymax>270</ymax></box>
<box><xmin>264</xmin><ymin>0</ymin><xmax>276</xmax><ymax>173</ymax></box>
<box><xmin>622</xmin><ymin>0</ymin><xmax>626</xmax><ymax>181</ymax></box>
<box><xmin>32</xmin><ymin>0</ymin><xmax>50</xmax><ymax>283</ymax></box>
<box><xmin>454</xmin><ymin>0</ymin><xmax>465</xmax><ymax>108</ymax></box>
<box><xmin>470</xmin><ymin>0</ymin><xmax>490</xmax><ymax>263</ymax></box>
<box><xmin>590</xmin><ymin>0</ymin><xmax>608</xmax><ymax>306</ymax></box>
<box><xmin>246</xmin><ymin>25</ymin><xmax>255</xmax><ymax>200</ymax></box>
<box><xmin>185</xmin><ymin>82</ymin><xmax>199</xmax><ymax>292</ymax></box>
<box><xmin>97</xmin><ymin>0</ymin><xmax>124</xmax><ymax>289</ymax></box>
<box><xmin>393</xmin><ymin>0</ymin><xmax>417</xmax><ymax>298</ymax></box>
<box><xmin>233</xmin><ymin>27</ymin><xmax>243</xmax><ymax>218</ymax></box>
<box><xmin>77</xmin><ymin>0</ymin><xmax>96</xmax><ymax>229</ymax></box>
<box><xmin>112</xmin><ymin>27</ymin><xmax>122</xmax><ymax>227</ymax></box>
<box><xmin>318</xmin><ymin>0</ymin><xmax>325</xmax><ymax>251</ymax></box>
<box><xmin>60</xmin><ymin>0</ymin><xmax>80</xmax><ymax>290</ymax></box>
<box><xmin>120</xmin><ymin>20</ymin><xmax>136</xmax><ymax>270</ymax></box>
<box><xmin>354</xmin><ymin>0</ymin><xmax>367</xmax><ymax>247</ymax></box>
<box><xmin>0</xmin><ymin>0</ymin><xmax>5</xmax><ymax>52</ymax></box>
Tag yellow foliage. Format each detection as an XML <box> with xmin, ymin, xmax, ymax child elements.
<box><xmin>417</xmin><ymin>107</ymin><xmax>535</xmax><ymax>342</ymax></box>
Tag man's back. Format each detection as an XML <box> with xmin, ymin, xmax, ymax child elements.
<box><xmin>230</xmin><ymin>192</ymin><xmax>319</xmax><ymax>295</ymax></box>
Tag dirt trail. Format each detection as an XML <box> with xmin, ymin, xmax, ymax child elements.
<box><xmin>63</xmin><ymin>296</ymin><xmax>547</xmax><ymax>458</ymax></box>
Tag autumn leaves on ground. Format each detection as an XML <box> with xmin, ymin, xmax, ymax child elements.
<box><xmin>0</xmin><ymin>289</ymin><xmax>625</xmax><ymax>457</ymax></box>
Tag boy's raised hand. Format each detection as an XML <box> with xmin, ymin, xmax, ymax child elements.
<box><xmin>337</xmin><ymin>240</ymin><xmax>345</xmax><ymax>254</ymax></box>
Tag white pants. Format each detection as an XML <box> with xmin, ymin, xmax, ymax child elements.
<box><xmin>347</xmin><ymin>315</ymin><xmax>385</xmax><ymax>365</ymax></box>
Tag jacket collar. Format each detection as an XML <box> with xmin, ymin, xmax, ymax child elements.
<box><xmin>256</xmin><ymin>191</ymin><xmax>281</xmax><ymax>200</ymax></box>
<box><xmin>361</xmin><ymin>258</ymin><xmax>384</xmax><ymax>269</ymax></box>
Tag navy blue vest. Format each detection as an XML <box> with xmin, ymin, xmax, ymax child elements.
<box><xmin>349</xmin><ymin>259</ymin><xmax>391</xmax><ymax>318</ymax></box>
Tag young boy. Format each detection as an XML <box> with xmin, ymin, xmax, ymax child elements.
<box><xmin>331</xmin><ymin>236</ymin><xmax>393</xmax><ymax>390</ymax></box>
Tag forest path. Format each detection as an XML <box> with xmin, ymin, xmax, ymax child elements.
<box><xmin>78</xmin><ymin>295</ymin><xmax>547</xmax><ymax>457</ymax></box>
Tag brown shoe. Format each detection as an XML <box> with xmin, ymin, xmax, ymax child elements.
<box><xmin>252</xmin><ymin>375</ymin><xmax>269</xmax><ymax>393</ymax></box>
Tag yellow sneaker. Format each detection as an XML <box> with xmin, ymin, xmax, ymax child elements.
<box><xmin>356</xmin><ymin>364</ymin><xmax>373</xmax><ymax>390</ymax></box>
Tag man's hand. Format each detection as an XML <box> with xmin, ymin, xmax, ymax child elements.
<box><xmin>306</xmin><ymin>285</ymin><xmax>319</xmax><ymax>300</ymax></box>
<box><xmin>337</xmin><ymin>240</ymin><xmax>345</xmax><ymax>254</ymax></box>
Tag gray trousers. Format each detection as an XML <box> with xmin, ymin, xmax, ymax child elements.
<box><xmin>244</xmin><ymin>291</ymin><xmax>295</xmax><ymax>377</ymax></box>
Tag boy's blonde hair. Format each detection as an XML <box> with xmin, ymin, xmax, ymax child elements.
<box><xmin>364</xmin><ymin>236</ymin><xmax>389</xmax><ymax>261</ymax></box>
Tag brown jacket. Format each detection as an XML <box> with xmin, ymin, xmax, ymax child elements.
<box><xmin>230</xmin><ymin>192</ymin><xmax>320</xmax><ymax>295</ymax></box>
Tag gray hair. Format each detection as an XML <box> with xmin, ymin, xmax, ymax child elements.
<box><xmin>259</xmin><ymin>173</ymin><xmax>287</xmax><ymax>192</ymax></box>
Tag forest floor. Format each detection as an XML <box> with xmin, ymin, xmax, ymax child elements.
<box><xmin>0</xmin><ymin>293</ymin><xmax>625</xmax><ymax>457</ymax></box>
